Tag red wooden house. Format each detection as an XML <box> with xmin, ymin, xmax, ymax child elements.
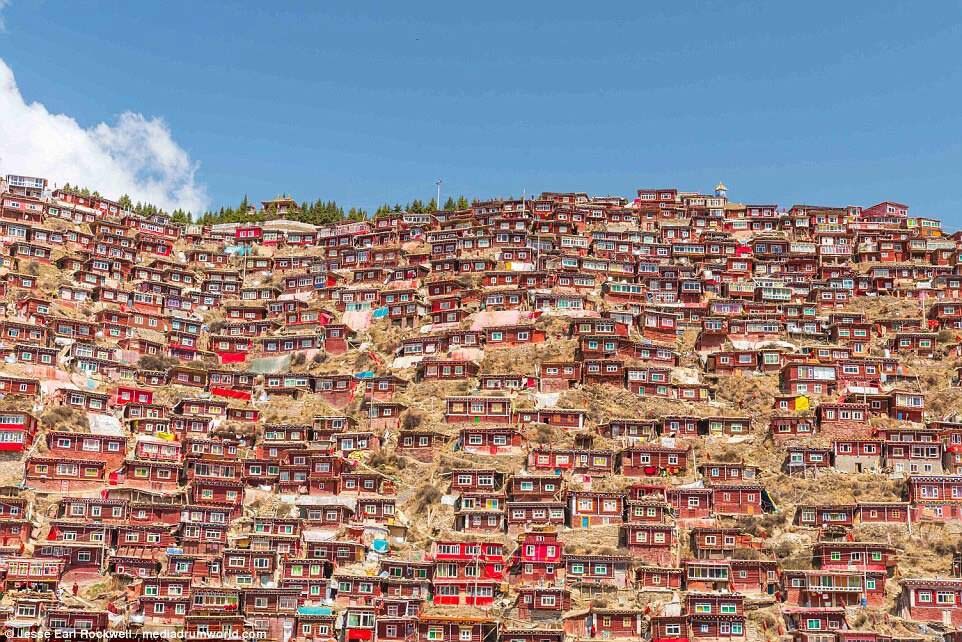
<box><xmin>563</xmin><ymin>606</ymin><xmax>644</xmax><ymax>639</ymax></box>
<box><xmin>528</xmin><ymin>447</ymin><xmax>616</xmax><ymax>477</ymax></box>
<box><xmin>25</xmin><ymin>456</ymin><xmax>108</xmax><ymax>491</ymax></box>
<box><xmin>510</xmin><ymin>528</ymin><xmax>563</xmax><ymax>586</ymax></box>
<box><xmin>898</xmin><ymin>578</ymin><xmax>962</xmax><ymax>627</ymax></box>
<box><xmin>536</xmin><ymin>362</ymin><xmax>582</xmax><ymax>392</ymax></box>
<box><xmin>2</xmin><ymin>557</ymin><xmax>64</xmax><ymax>592</ymax></box>
<box><xmin>0</xmin><ymin>410</ymin><xmax>38</xmax><ymax>452</ymax></box>
<box><xmin>516</xmin><ymin>586</ymin><xmax>571</xmax><ymax>617</ymax></box>
<box><xmin>620</xmin><ymin>444</ymin><xmax>689</xmax><ymax>477</ymax></box>
<box><xmin>564</xmin><ymin>553</ymin><xmax>631</xmax><ymax>588</ymax></box>
<box><xmin>685</xmin><ymin>592</ymin><xmax>747</xmax><ymax>642</ymax></box>
<box><xmin>782</xmin><ymin>569</ymin><xmax>886</xmax><ymax>607</ymax></box>
<box><xmin>416</xmin><ymin>616</ymin><xmax>497</xmax><ymax>642</ymax></box>
<box><xmin>430</xmin><ymin>539</ymin><xmax>506</xmax><ymax>606</ymax></box>
<box><xmin>636</xmin><ymin>566</ymin><xmax>684</xmax><ymax>591</ymax></box>
<box><xmin>567</xmin><ymin>491</ymin><xmax>625</xmax><ymax>528</ymax></box>
<box><xmin>621</xmin><ymin>522</ymin><xmax>676</xmax><ymax>565</ymax></box>
<box><xmin>444</xmin><ymin>396</ymin><xmax>512</xmax><ymax>424</ymax></box>
<box><xmin>794</xmin><ymin>504</ymin><xmax>856</xmax><ymax>529</ymax></box>
<box><xmin>811</xmin><ymin>541</ymin><xmax>897</xmax><ymax>573</ymax></box>
<box><xmin>460</xmin><ymin>426</ymin><xmax>523</xmax><ymax>455</ymax></box>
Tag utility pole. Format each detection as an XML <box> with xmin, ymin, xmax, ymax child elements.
<box><xmin>472</xmin><ymin>543</ymin><xmax>481</xmax><ymax>612</ymax></box>
<box><xmin>436</xmin><ymin>179</ymin><xmax>442</xmax><ymax>211</ymax></box>
<box><xmin>524</xmin><ymin>188</ymin><xmax>538</xmax><ymax>269</ymax></box>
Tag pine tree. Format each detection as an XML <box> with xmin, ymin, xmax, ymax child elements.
<box><xmin>443</xmin><ymin>197</ymin><xmax>456</xmax><ymax>210</ymax></box>
<box><xmin>197</xmin><ymin>192</ymin><xmax>443</xmax><ymax>225</ymax></box>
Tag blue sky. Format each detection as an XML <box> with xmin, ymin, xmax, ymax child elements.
<box><xmin>1</xmin><ymin>1</ymin><xmax>962</xmax><ymax>219</ymax></box>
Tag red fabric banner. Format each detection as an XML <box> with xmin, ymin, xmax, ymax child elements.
<box><xmin>211</xmin><ymin>387</ymin><xmax>252</xmax><ymax>401</ymax></box>
<box><xmin>217</xmin><ymin>352</ymin><xmax>248</xmax><ymax>364</ymax></box>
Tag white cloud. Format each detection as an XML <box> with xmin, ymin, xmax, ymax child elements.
<box><xmin>0</xmin><ymin>0</ymin><xmax>9</xmax><ymax>32</ymax></box>
<box><xmin>0</xmin><ymin>58</ymin><xmax>209</xmax><ymax>213</ymax></box>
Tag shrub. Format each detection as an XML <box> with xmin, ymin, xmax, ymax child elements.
<box><xmin>137</xmin><ymin>354</ymin><xmax>178</xmax><ymax>371</ymax></box>
<box><xmin>533</xmin><ymin>423</ymin><xmax>554</xmax><ymax>444</ymax></box>
<box><xmin>413</xmin><ymin>483</ymin><xmax>441</xmax><ymax>510</ymax></box>
<box><xmin>402</xmin><ymin>411</ymin><xmax>423</xmax><ymax>431</ymax></box>
<box><xmin>41</xmin><ymin>405</ymin><xmax>79</xmax><ymax>429</ymax></box>
<box><xmin>369</xmin><ymin>449</ymin><xmax>408</xmax><ymax>472</ymax></box>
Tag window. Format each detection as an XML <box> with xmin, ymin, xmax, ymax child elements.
<box><xmin>57</xmin><ymin>463</ymin><xmax>78</xmax><ymax>476</ymax></box>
